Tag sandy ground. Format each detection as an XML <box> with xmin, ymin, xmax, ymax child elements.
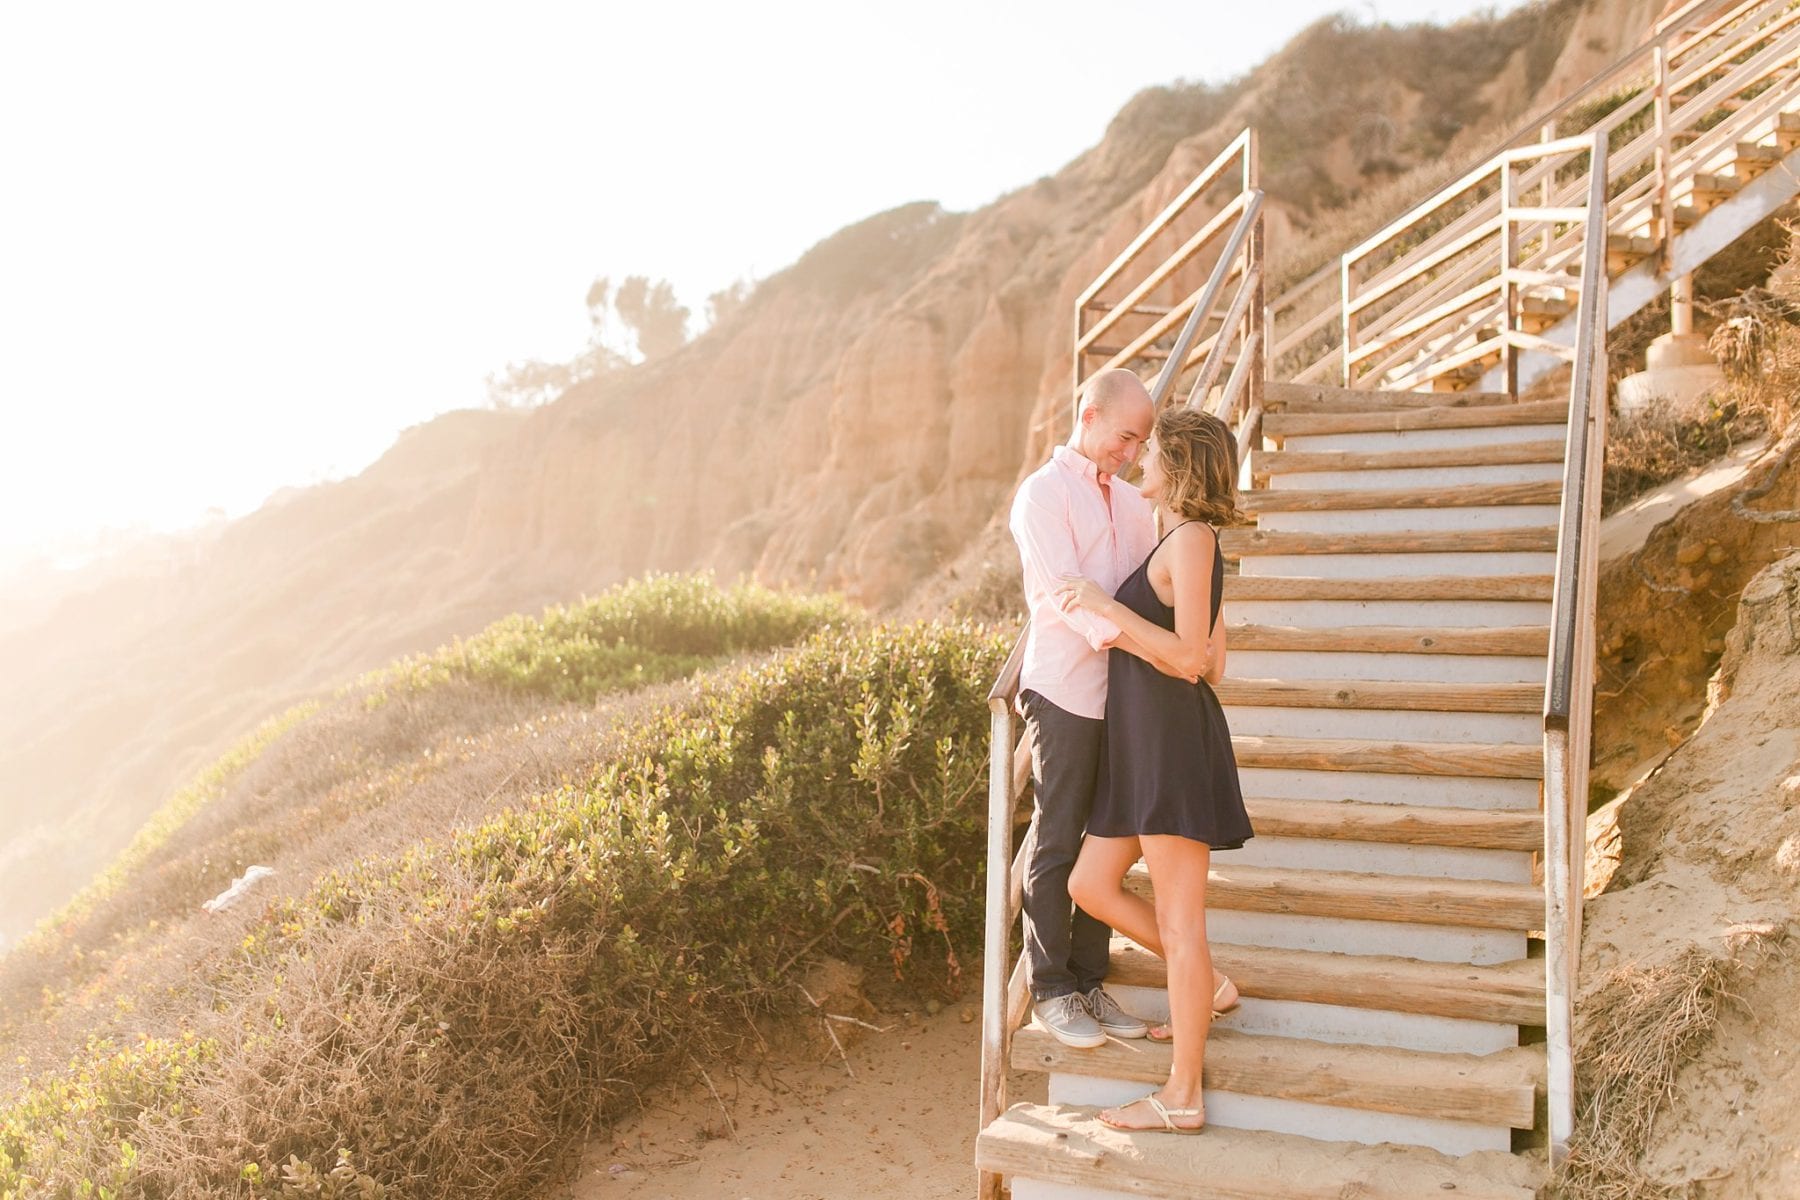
<box><xmin>553</xmin><ymin>991</ymin><xmax>1041</xmax><ymax>1200</ymax></box>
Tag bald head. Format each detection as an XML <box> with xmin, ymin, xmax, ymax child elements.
<box><xmin>1073</xmin><ymin>368</ymin><xmax>1155</xmax><ymax>477</ymax></box>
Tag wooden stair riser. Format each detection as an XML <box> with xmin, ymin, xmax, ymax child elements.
<box><xmin>1276</xmin><ymin>422</ymin><xmax>1570</xmax><ymax>456</ymax></box>
<box><xmin>1236</xmin><ymin>551</ymin><xmax>1559</xmax><ymax>580</ymax></box>
<box><xmin>1237</xmin><ymin>766</ymin><xmax>1541</xmax><ymax>813</ymax></box>
<box><xmin>1226</xmin><ymin>597</ymin><xmax>1552</xmax><ymax>629</ymax></box>
<box><xmin>1254</xmin><ymin>504</ymin><xmax>1565</xmax><ymax>535</ymax></box>
<box><xmin>1231</xmin><ymin>735</ymin><xmax>1541</xmax><ymax>779</ymax></box>
<box><xmin>1043</xmin><ymin>1075</ymin><xmax>1513</xmax><ymax>1160</ymax></box>
<box><xmin>1207</xmin><ymin>908</ymin><xmax>1529</xmax><ymax>968</ymax></box>
<box><xmin>1267</xmin><ymin>460</ymin><xmax>1566</xmax><ymax>493</ymax></box>
<box><xmin>1244</xmin><ymin>479</ymin><xmax>1563</xmax><ymax>514</ymax></box>
<box><xmin>1241</xmin><ymin>795</ymin><xmax>1543</xmax><ymax>849</ymax></box>
<box><xmin>1228</xmin><ymin>835</ymin><xmax>1533</xmax><ymax>885</ymax></box>
<box><xmin>1221</xmin><ymin>574</ymin><xmax>1555</xmax><ymax>602</ymax></box>
<box><xmin>1215</xmin><ymin>677</ymin><xmax>1543</xmax><ymax>714</ymax></box>
<box><xmin>980</xmin><ymin>1105</ymin><xmax>1542</xmax><ymax>1200</ymax></box>
<box><xmin>1226</xmin><ymin>705</ymin><xmax>1541</xmax><ymax>750</ymax></box>
<box><xmin>1262</xmin><ymin>381</ymin><xmax>1515</xmax><ymax>413</ymax></box>
<box><xmin>1109</xmin><ymin>940</ymin><xmax>1545</xmax><ymax>1027</ymax></box>
<box><xmin>1105</xmin><ymin>980</ymin><xmax>1519</xmax><ymax>1058</ymax></box>
<box><xmin>1228</xmin><ymin>648</ymin><xmax>1546</xmax><ymax>685</ymax></box>
<box><xmin>1253</xmin><ymin>438</ymin><xmax>1566</xmax><ymax>478</ymax></box>
<box><xmin>1262</xmin><ymin>401</ymin><xmax>1567</xmax><ymax>439</ymax></box>
<box><xmin>1013</xmin><ymin>1026</ymin><xmax>1540</xmax><ymax>1129</ymax></box>
<box><xmin>1223</xmin><ymin>527</ymin><xmax>1558</xmax><ymax>559</ymax></box>
<box><xmin>1224</xmin><ymin>622</ymin><xmax>1548</xmax><ymax>654</ymax></box>
<box><xmin>1127</xmin><ymin>865</ymin><xmax>1541</xmax><ymax>930</ymax></box>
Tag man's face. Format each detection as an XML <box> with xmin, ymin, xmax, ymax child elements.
<box><xmin>1082</xmin><ymin>395</ymin><xmax>1154</xmax><ymax>478</ymax></box>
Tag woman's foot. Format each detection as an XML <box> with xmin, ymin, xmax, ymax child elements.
<box><xmin>1147</xmin><ymin>974</ymin><xmax>1239</xmax><ymax>1041</ymax></box>
<box><xmin>1096</xmin><ymin>1092</ymin><xmax>1205</xmax><ymax>1134</ymax></box>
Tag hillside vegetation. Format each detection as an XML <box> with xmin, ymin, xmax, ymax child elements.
<box><xmin>0</xmin><ymin>574</ymin><xmax>1006</xmax><ymax>1198</ymax></box>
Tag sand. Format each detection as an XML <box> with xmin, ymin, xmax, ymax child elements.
<box><xmin>554</xmin><ymin>993</ymin><xmax>1042</xmax><ymax>1200</ymax></box>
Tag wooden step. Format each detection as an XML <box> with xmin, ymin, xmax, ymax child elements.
<box><xmin>1108</xmin><ymin>939</ymin><xmax>1545</xmax><ymax>1024</ymax></box>
<box><xmin>978</xmin><ymin>1103</ymin><xmax>1542</xmax><ymax>1200</ymax></box>
<box><xmin>1214</xmin><ymin>676</ymin><xmax>1543</xmax><ymax>713</ymax></box>
<box><xmin>1127</xmin><ymin>862</ymin><xmax>1544</xmax><ymax>929</ymax></box>
<box><xmin>1221</xmin><ymin>526</ymin><xmax>1558</xmax><ymax>558</ymax></box>
<box><xmin>1242</xmin><ymin>479</ymin><xmax>1560</xmax><ymax>513</ymax></box>
<box><xmin>1240</xmin><ymin>795</ymin><xmax>1543</xmax><ymax>850</ymax></box>
<box><xmin>1226</xmin><ymin>624</ymin><xmax>1548</xmax><ymax>655</ymax></box>
<box><xmin>1734</xmin><ymin>140</ymin><xmax>1779</xmax><ymax>170</ymax></box>
<box><xmin>1262</xmin><ymin>399</ymin><xmax>1567</xmax><ymax>438</ymax></box>
<box><xmin>1011</xmin><ymin>1023</ymin><xmax>1543</xmax><ymax>1127</ymax></box>
<box><xmin>1262</xmin><ymin>381</ymin><xmax>1514</xmax><ymax>413</ymax></box>
<box><xmin>1222</xmin><ymin>574</ymin><xmax>1555</xmax><ymax>601</ymax></box>
<box><xmin>1231</xmin><ymin>735</ymin><xmax>1544</xmax><ymax>778</ymax></box>
<box><xmin>1689</xmin><ymin>170</ymin><xmax>1743</xmax><ymax>200</ymax></box>
<box><xmin>1253</xmin><ymin>437</ymin><xmax>1566</xmax><ymax>477</ymax></box>
<box><xmin>1778</xmin><ymin>112</ymin><xmax>1800</xmax><ymax>152</ymax></box>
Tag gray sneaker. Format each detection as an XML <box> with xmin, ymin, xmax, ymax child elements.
<box><xmin>1085</xmin><ymin>987</ymin><xmax>1149</xmax><ymax>1039</ymax></box>
<box><xmin>1033</xmin><ymin>992</ymin><xmax>1106</xmax><ymax>1048</ymax></box>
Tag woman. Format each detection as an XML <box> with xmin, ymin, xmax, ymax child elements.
<box><xmin>1056</xmin><ymin>405</ymin><xmax>1253</xmax><ymax>1136</ymax></box>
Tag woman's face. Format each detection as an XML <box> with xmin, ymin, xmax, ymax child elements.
<box><xmin>1138</xmin><ymin>436</ymin><xmax>1165</xmax><ymax>500</ymax></box>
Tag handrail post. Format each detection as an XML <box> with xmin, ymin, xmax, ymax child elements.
<box><xmin>1340</xmin><ymin>254</ymin><xmax>1355</xmax><ymax>387</ymax></box>
<box><xmin>1653</xmin><ymin>32</ymin><xmax>1673</xmax><ymax>274</ymax></box>
<box><xmin>977</xmin><ymin>687</ymin><xmax>1018</xmax><ymax>1200</ymax></box>
<box><xmin>1247</xmin><ymin>130</ymin><xmax>1266</xmax><ymax>427</ymax></box>
<box><xmin>1501</xmin><ymin>158</ymin><xmax>1519</xmax><ymax>398</ymax></box>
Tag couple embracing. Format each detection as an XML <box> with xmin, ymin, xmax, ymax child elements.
<box><xmin>1008</xmin><ymin>367</ymin><xmax>1253</xmax><ymax>1137</ymax></box>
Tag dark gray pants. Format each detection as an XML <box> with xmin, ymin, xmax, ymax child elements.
<box><xmin>1018</xmin><ymin>689</ymin><xmax>1111</xmax><ymax>1002</ymax></box>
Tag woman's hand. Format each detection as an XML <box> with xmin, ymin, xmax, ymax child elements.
<box><xmin>1055</xmin><ymin>574</ymin><xmax>1112</xmax><ymax>616</ymax></box>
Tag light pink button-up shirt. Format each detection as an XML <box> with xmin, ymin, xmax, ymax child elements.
<box><xmin>1009</xmin><ymin>445</ymin><xmax>1157</xmax><ymax>720</ymax></box>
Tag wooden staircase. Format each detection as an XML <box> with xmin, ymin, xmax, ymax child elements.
<box><xmin>978</xmin><ymin>382</ymin><xmax>1568</xmax><ymax>1198</ymax></box>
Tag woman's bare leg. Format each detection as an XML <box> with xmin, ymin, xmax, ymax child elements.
<box><xmin>1068</xmin><ymin>834</ymin><xmax>1156</xmax><ymax>949</ymax></box>
<box><xmin>1099</xmin><ymin>834</ymin><xmax>1212</xmax><ymax>1130</ymax></box>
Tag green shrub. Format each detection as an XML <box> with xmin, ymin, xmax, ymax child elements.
<box><xmin>0</xmin><ymin>621</ymin><xmax>1007</xmax><ymax>1198</ymax></box>
<box><xmin>373</xmin><ymin>572</ymin><xmax>856</xmax><ymax>702</ymax></box>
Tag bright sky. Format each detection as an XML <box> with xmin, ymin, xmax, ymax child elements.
<box><xmin>0</xmin><ymin>0</ymin><xmax>1529</xmax><ymax>567</ymax></box>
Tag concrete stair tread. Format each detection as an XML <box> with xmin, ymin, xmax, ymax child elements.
<box><xmin>1214</xmin><ymin>676</ymin><xmax>1542</xmax><ymax>713</ymax></box>
<box><xmin>1226</xmin><ymin>623</ymin><xmax>1548</xmax><ymax>655</ymax></box>
<box><xmin>1222</xmin><ymin>574</ymin><xmax>1554</xmax><ymax>601</ymax></box>
<box><xmin>1263</xmin><ymin>399</ymin><xmax>1567</xmax><ymax>438</ymax></box>
<box><xmin>1127</xmin><ymin>862</ymin><xmax>1544</xmax><ymax>929</ymax></box>
<box><xmin>1231</xmin><ymin>734</ymin><xmax>1543</xmax><ymax>778</ymax></box>
<box><xmin>1010</xmin><ymin>1022</ymin><xmax>1544</xmax><ymax>1127</ymax></box>
<box><xmin>1242</xmin><ymin>479</ymin><xmax>1561</xmax><ymax>512</ymax></box>
<box><xmin>1253</xmin><ymin>438</ymin><xmax>1566</xmax><ymax>477</ymax></box>
<box><xmin>977</xmin><ymin>1102</ymin><xmax>1543</xmax><ymax>1200</ymax></box>
<box><xmin>1240</xmin><ymin>795</ymin><xmax>1543</xmax><ymax>850</ymax></box>
<box><xmin>1262</xmin><ymin>381</ymin><xmax>1515</xmax><ymax>413</ymax></box>
<box><xmin>1107</xmin><ymin>939</ymin><xmax>1545</xmax><ymax>1025</ymax></box>
<box><xmin>1221</xmin><ymin>526</ymin><xmax>1557</xmax><ymax>558</ymax></box>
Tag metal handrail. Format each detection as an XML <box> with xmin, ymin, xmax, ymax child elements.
<box><xmin>1540</xmin><ymin>132</ymin><xmax>1610</xmax><ymax>1167</ymax></box>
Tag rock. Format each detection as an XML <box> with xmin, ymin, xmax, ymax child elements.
<box><xmin>1677</xmin><ymin>540</ymin><xmax>1708</xmax><ymax>565</ymax></box>
<box><xmin>201</xmin><ymin>865</ymin><xmax>277</xmax><ymax>915</ymax></box>
<box><xmin>960</xmin><ymin>1006</ymin><xmax>976</xmax><ymax>1023</ymax></box>
<box><xmin>925</xmin><ymin>998</ymin><xmax>942</xmax><ymax>1016</ymax></box>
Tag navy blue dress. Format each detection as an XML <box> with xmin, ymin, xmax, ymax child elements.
<box><xmin>1089</xmin><ymin>524</ymin><xmax>1253</xmax><ymax>849</ymax></box>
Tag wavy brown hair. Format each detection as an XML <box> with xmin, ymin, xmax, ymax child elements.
<box><xmin>1153</xmin><ymin>406</ymin><xmax>1239</xmax><ymax>526</ymax></box>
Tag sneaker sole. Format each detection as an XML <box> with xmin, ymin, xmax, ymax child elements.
<box><xmin>1040</xmin><ymin>1023</ymin><xmax>1109</xmax><ymax>1049</ymax></box>
<box><xmin>1099</xmin><ymin>1024</ymin><xmax>1148</xmax><ymax>1039</ymax></box>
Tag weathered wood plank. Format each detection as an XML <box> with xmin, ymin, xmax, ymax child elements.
<box><xmin>1220</xmin><ymin>526</ymin><xmax>1558</xmax><ymax>557</ymax></box>
<box><xmin>1230</xmin><ymin>734</ymin><xmax>1544</xmax><ymax>778</ymax></box>
<box><xmin>1263</xmin><ymin>399</ymin><xmax>1568</xmax><ymax>437</ymax></box>
<box><xmin>1262</xmin><ymin>381</ymin><xmax>1515</xmax><ymax>413</ymax></box>
<box><xmin>977</xmin><ymin>1103</ymin><xmax>1542</xmax><ymax>1200</ymax></box>
<box><xmin>1242</xmin><ymin>479</ymin><xmax>1562</xmax><ymax>512</ymax></box>
<box><xmin>1125</xmin><ymin>862</ymin><xmax>1544</xmax><ymax>929</ymax></box>
<box><xmin>1221</xmin><ymin>574</ymin><xmax>1555</xmax><ymax>601</ymax></box>
<box><xmin>1226</xmin><ymin>623</ymin><xmax>1548</xmax><ymax>655</ymax></box>
<box><xmin>1239</xmin><ymin>795</ymin><xmax>1544</xmax><ymax>849</ymax></box>
<box><xmin>1212</xmin><ymin>676</ymin><xmax>1543</xmax><ymax>712</ymax></box>
<box><xmin>1252</xmin><ymin>438</ymin><xmax>1566</xmax><ymax>476</ymax></box>
<box><xmin>1010</xmin><ymin>1025</ymin><xmax>1543</xmax><ymax>1127</ymax></box>
<box><xmin>1107</xmin><ymin>939</ymin><xmax>1546</xmax><ymax>1024</ymax></box>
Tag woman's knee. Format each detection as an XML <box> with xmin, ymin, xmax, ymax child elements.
<box><xmin>1067</xmin><ymin>858</ymin><xmax>1112</xmax><ymax>911</ymax></box>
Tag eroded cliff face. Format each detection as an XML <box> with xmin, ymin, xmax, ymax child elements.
<box><xmin>1</xmin><ymin>0</ymin><xmax>1665</xmax><ymax>940</ymax></box>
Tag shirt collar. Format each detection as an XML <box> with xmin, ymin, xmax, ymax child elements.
<box><xmin>1054</xmin><ymin>443</ymin><xmax>1109</xmax><ymax>485</ymax></box>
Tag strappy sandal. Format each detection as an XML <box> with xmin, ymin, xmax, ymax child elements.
<box><xmin>1146</xmin><ymin>975</ymin><xmax>1240</xmax><ymax>1042</ymax></box>
<box><xmin>1096</xmin><ymin>1094</ymin><xmax>1206</xmax><ymax>1135</ymax></box>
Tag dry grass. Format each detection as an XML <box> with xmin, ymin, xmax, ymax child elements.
<box><xmin>1559</xmin><ymin>927</ymin><xmax>1787</xmax><ymax>1200</ymax></box>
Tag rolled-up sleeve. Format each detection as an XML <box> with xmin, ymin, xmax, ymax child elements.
<box><xmin>1010</xmin><ymin>482</ymin><xmax>1122</xmax><ymax>650</ymax></box>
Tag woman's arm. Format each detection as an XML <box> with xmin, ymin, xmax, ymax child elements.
<box><xmin>1112</xmin><ymin>626</ymin><xmax>1200</xmax><ymax>683</ymax></box>
<box><xmin>1056</xmin><ymin>525</ymin><xmax>1216</xmax><ymax>678</ymax></box>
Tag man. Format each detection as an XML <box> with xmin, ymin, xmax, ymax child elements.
<box><xmin>1007</xmin><ymin>367</ymin><xmax>1157</xmax><ymax>1048</ymax></box>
